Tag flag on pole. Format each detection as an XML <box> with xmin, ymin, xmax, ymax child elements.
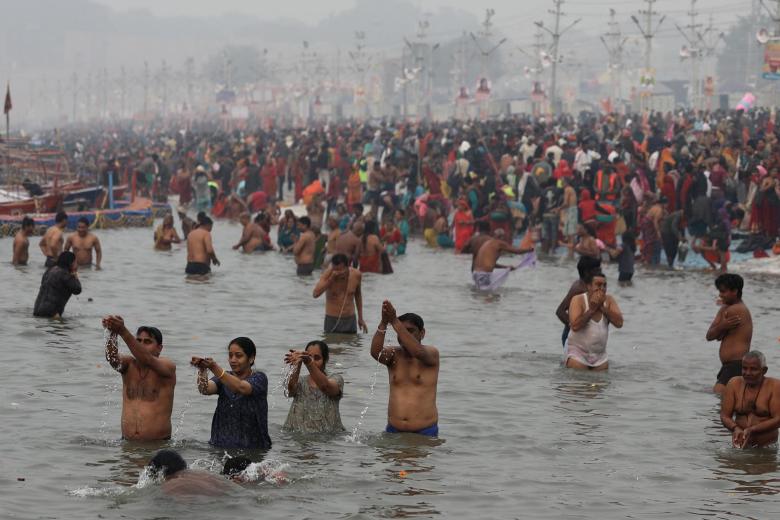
<box><xmin>3</xmin><ymin>82</ymin><xmax>11</xmax><ymax>115</ymax></box>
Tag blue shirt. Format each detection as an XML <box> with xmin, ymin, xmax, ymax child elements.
<box><xmin>209</xmin><ymin>371</ymin><xmax>271</xmax><ymax>450</ymax></box>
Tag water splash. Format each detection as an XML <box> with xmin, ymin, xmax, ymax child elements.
<box><xmin>135</xmin><ymin>466</ymin><xmax>164</xmax><ymax>489</ymax></box>
<box><xmin>346</xmin><ymin>361</ymin><xmax>382</xmax><ymax>444</ymax></box>
<box><xmin>269</xmin><ymin>363</ymin><xmax>296</xmax><ymax>410</ymax></box>
<box><xmin>171</xmin><ymin>367</ymin><xmax>198</xmax><ymax>440</ymax></box>
<box><xmin>99</xmin><ymin>328</ymin><xmax>120</xmax><ymax>440</ymax></box>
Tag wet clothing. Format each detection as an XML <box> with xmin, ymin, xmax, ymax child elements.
<box><xmin>209</xmin><ymin>371</ymin><xmax>271</xmax><ymax>450</ymax></box>
<box><xmin>564</xmin><ymin>294</ymin><xmax>610</xmax><ymax>368</ymax></box>
<box><xmin>324</xmin><ymin>314</ymin><xmax>357</xmax><ymax>334</ymax></box>
<box><xmin>717</xmin><ymin>360</ymin><xmax>743</xmax><ymax>386</ymax></box>
<box><xmin>283</xmin><ymin>375</ymin><xmax>345</xmax><ymax>434</ymax></box>
<box><xmin>33</xmin><ymin>266</ymin><xmax>82</xmax><ymax>317</ymax></box>
<box><xmin>359</xmin><ymin>253</ymin><xmax>381</xmax><ymax>273</ymax></box>
<box><xmin>296</xmin><ymin>263</ymin><xmax>314</xmax><ymax>276</ymax></box>
<box><xmin>386</xmin><ymin>423</ymin><xmax>438</xmax><ymax>437</ymax></box>
<box><xmin>185</xmin><ymin>261</ymin><xmax>210</xmax><ymax>275</ymax></box>
<box><xmin>44</xmin><ymin>256</ymin><xmax>57</xmax><ymax>268</ymax></box>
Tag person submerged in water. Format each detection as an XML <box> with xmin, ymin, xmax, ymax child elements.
<box><xmin>563</xmin><ymin>271</ymin><xmax>623</xmax><ymax>370</ymax></box>
<box><xmin>147</xmin><ymin>449</ymin><xmax>231</xmax><ymax>496</ymax></box>
<box><xmin>192</xmin><ymin>337</ymin><xmax>271</xmax><ymax>450</ymax></box>
<box><xmin>33</xmin><ymin>251</ymin><xmax>82</xmax><ymax>318</ymax></box>
<box><xmin>64</xmin><ymin>217</ymin><xmax>102</xmax><ymax>269</ymax></box>
<box><xmin>471</xmin><ymin>229</ymin><xmax>535</xmax><ymax>291</ymax></box>
<box><xmin>371</xmin><ymin>301</ymin><xmax>439</xmax><ymax>436</ymax></box>
<box><xmin>283</xmin><ymin>340</ymin><xmax>345</xmax><ymax>434</ymax></box>
<box><xmin>233</xmin><ymin>212</ymin><xmax>271</xmax><ymax>253</ymax></box>
<box><xmin>221</xmin><ymin>455</ymin><xmax>288</xmax><ymax>484</ymax></box>
<box><xmin>102</xmin><ymin>315</ymin><xmax>176</xmax><ymax>441</ymax></box>
<box><xmin>186</xmin><ymin>215</ymin><xmax>219</xmax><ymax>276</ymax></box>
<box><xmin>720</xmin><ymin>351</ymin><xmax>780</xmax><ymax>448</ymax></box>
<box><xmin>313</xmin><ymin>253</ymin><xmax>368</xmax><ymax>334</ymax></box>
<box><xmin>706</xmin><ymin>273</ymin><xmax>753</xmax><ymax>395</ymax></box>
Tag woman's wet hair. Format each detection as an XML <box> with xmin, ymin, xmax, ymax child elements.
<box><xmin>221</xmin><ymin>456</ymin><xmax>252</xmax><ymax>476</ymax></box>
<box><xmin>576</xmin><ymin>255</ymin><xmax>601</xmax><ymax>279</ymax></box>
<box><xmin>137</xmin><ymin>326</ymin><xmax>163</xmax><ymax>345</ymax></box>
<box><xmin>56</xmin><ymin>251</ymin><xmax>76</xmax><ymax>269</ymax></box>
<box><xmin>148</xmin><ymin>449</ymin><xmax>187</xmax><ymax>479</ymax></box>
<box><xmin>305</xmin><ymin>340</ymin><xmax>329</xmax><ymax>367</ymax></box>
<box><xmin>398</xmin><ymin>312</ymin><xmax>424</xmax><ymax>331</ymax></box>
<box><xmin>715</xmin><ymin>273</ymin><xmax>743</xmax><ymax>299</ymax></box>
<box><xmin>331</xmin><ymin>253</ymin><xmax>349</xmax><ymax>266</ymax></box>
<box><xmin>229</xmin><ymin>337</ymin><xmax>256</xmax><ymax>365</ymax></box>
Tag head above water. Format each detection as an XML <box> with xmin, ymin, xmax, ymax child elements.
<box><xmin>305</xmin><ymin>340</ymin><xmax>330</xmax><ymax>371</ymax></box>
<box><xmin>398</xmin><ymin>312</ymin><xmax>425</xmax><ymax>341</ymax></box>
<box><xmin>742</xmin><ymin>350</ymin><xmax>768</xmax><ymax>385</ymax></box>
<box><xmin>298</xmin><ymin>216</ymin><xmax>311</xmax><ymax>230</ymax></box>
<box><xmin>228</xmin><ymin>336</ymin><xmax>256</xmax><ymax>371</ymax></box>
<box><xmin>56</xmin><ymin>251</ymin><xmax>76</xmax><ymax>270</ymax></box>
<box><xmin>136</xmin><ymin>326</ymin><xmax>163</xmax><ymax>353</ymax></box>
<box><xmin>584</xmin><ymin>270</ymin><xmax>607</xmax><ymax>291</ymax></box>
<box><xmin>21</xmin><ymin>216</ymin><xmax>35</xmax><ymax>231</ymax></box>
<box><xmin>148</xmin><ymin>449</ymin><xmax>187</xmax><ymax>480</ymax></box>
<box><xmin>576</xmin><ymin>255</ymin><xmax>602</xmax><ymax>280</ymax></box>
<box><xmin>77</xmin><ymin>217</ymin><xmax>90</xmax><ymax>235</ymax></box>
<box><xmin>715</xmin><ymin>273</ymin><xmax>743</xmax><ymax>302</ymax></box>
<box><xmin>55</xmin><ymin>211</ymin><xmax>68</xmax><ymax>226</ymax></box>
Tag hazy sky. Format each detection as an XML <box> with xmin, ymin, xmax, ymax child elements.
<box><xmin>91</xmin><ymin>0</ymin><xmax>751</xmax><ymax>40</ymax></box>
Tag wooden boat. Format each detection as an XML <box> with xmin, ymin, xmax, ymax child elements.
<box><xmin>0</xmin><ymin>192</ymin><xmax>62</xmax><ymax>215</ymax></box>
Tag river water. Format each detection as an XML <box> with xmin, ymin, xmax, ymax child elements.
<box><xmin>1</xmin><ymin>215</ymin><xmax>779</xmax><ymax>519</ymax></box>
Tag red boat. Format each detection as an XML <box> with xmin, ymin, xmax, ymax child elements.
<box><xmin>0</xmin><ymin>193</ymin><xmax>63</xmax><ymax>215</ymax></box>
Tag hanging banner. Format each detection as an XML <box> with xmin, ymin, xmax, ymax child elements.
<box><xmin>762</xmin><ymin>42</ymin><xmax>780</xmax><ymax>80</ymax></box>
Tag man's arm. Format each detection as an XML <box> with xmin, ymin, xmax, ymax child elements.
<box><xmin>313</xmin><ymin>267</ymin><xmax>333</xmax><ymax>298</ymax></box>
<box><xmin>205</xmin><ymin>233</ymin><xmax>220</xmax><ymax>266</ymax></box>
<box><xmin>292</xmin><ymin>233</ymin><xmax>305</xmax><ymax>255</ymax></box>
<box><xmin>105</xmin><ymin>316</ymin><xmax>175</xmax><ymax>378</ymax></box>
<box><xmin>555</xmin><ymin>283</ymin><xmax>580</xmax><ymax>325</ymax></box>
<box><xmin>500</xmin><ymin>241</ymin><xmax>534</xmax><ymax>255</ymax></box>
<box><xmin>12</xmin><ymin>238</ymin><xmax>23</xmax><ymax>265</ymax></box>
<box><xmin>354</xmin><ymin>272</ymin><xmax>367</xmax><ymax>332</ymax></box>
<box><xmin>602</xmin><ymin>295</ymin><xmax>623</xmax><ymax>328</ymax></box>
<box><xmin>720</xmin><ymin>379</ymin><xmax>739</xmax><ymax>431</ymax></box>
<box><xmin>370</xmin><ymin>320</ymin><xmax>397</xmax><ymax>366</ymax></box>
<box><xmin>390</xmin><ymin>317</ymin><xmax>438</xmax><ymax>367</ymax></box>
<box><xmin>233</xmin><ymin>227</ymin><xmax>251</xmax><ymax>249</ymax></box>
<box><xmin>706</xmin><ymin>306</ymin><xmax>738</xmax><ymax>341</ymax></box>
<box><xmin>93</xmin><ymin>237</ymin><xmax>102</xmax><ymax>269</ymax></box>
<box><xmin>38</xmin><ymin>235</ymin><xmax>47</xmax><ymax>256</ymax></box>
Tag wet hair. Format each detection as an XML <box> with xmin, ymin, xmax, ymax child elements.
<box><xmin>364</xmin><ymin>220</ymin><xmax>378</xmax><ymax>236</ymax></box>
<box><xmin>136</xmin><ymin>326</ymin><xmax>163</xmax><ymax>345</ymax></box>
<box><xmin>148</xmin><ymin>449</ymin><xmax>187</xmax><ymax>479</ymax></box>
<box><xmin>56</xmin><ymin>251</ymin><xmax>76</xmax><ymax>269</ymax></box>
<box><xmin>55</xmin><ymin>211</ymin><xmax>68</xmax><ymax>224</ymax></box>
<box><xmin>477</xmin><ymin>221</ymin><xmax>490</xmax><ymax>233</ymax></box>
<box><xmin>299</xmin><ymin>216</ymin><xmax>311</xmax><ymax>228</ymax></box>
<box><xmin>584</xmin><ymin>270</ymin><xmax>606</xmax><ymax>285</ymax></box>
<box><xmin>398</xmin><ymin>312</ymin><xmax>424</xmax><ymax>331</ymax></box>
<box><xmin>305</xmin><ymin>340</ymin><xmax>330</xmax><ymax>367</ymax></box>
<box><xmin>331</xmin><ymin>253</ymin><xmax>349</xmax><ymax>266</ymax></box>
<box><xmin>221</xmin><ymin>456</ymin><xmax>252</xmax><ymax>476</ymax></box>
<box><xmin>743</xmin><ymin>350</ymin><xmax>767</xmax><ymax>368</ymax></box>
<box><xmin>199</xmin><ymin>215</ymin><xmax>214</xmax><ymax>227</ymax></box>
<box><xmin>21</xmin><ymin>216</ymin><xmax>34</xmax><ymax>228</ymax></box>
<box><xmin>229</xmin><ymin>336</ymin><xmax>256</xmax><ymax>365</ymax></box>
<box><xmin>715</xmin><ymin>273</ymin><xmax>743</xmax><ymax>299</ymax></box>
<box><xmin>576</xmin><ymin>255</ymin><xmax>602</xmax><ymax>279</ymax></box>
<box><xmin>77</xmin><ymin>217</ymin><xmax>90</xmax><ymax>226</ymax></box>
<box><xmin>196</xmin><ymin>211</ymin><xmax>209</xmax><ymax>225</ymax></box>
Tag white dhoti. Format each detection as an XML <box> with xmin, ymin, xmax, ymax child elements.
<box><xmin>472</xmin><ymin>252</ymin><xmax>537</xmax><ymax>291</ymax></box>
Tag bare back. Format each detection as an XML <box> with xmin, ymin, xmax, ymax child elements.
<box><xmin>333</xmin><ymin>231</ymin><xmax>361</xmax><ymax>258</ymax></box>
<box><xmin>13</xmin><ymin>232</ymin><xmax>30</xmax><ymax>265</ymax></box>
<box><xmin>186</xmin><ymin>228</ymin><xmax>211</xmax><ymax>263</ymax></box>
<box><xmin>473</xmin><ymin>239</ymin><xmax>505</xmax><ymax>272</ymax></box>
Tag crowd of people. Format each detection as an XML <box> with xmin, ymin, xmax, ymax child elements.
<box><xmin>9</xmin><ymin>109</ymin><xmax>780</xmax><ymax>493</ymax></box>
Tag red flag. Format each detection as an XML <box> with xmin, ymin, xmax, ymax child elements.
<box><xmin>3</xmin><ymin>83</ymin><xmax>10</xmax><ymax>115</ymax></box>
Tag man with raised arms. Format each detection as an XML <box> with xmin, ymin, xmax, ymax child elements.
<box><xmin>371</xmin><ymin>300</ymin><xmax>439</xmax><ymax>436</ymax></box>
<box><xmin>706</xmin><ymin>273</ymin><xmax>753</xmax><ymax>395</ymax></box>
<box><xmin>65</xmin><ymin>217</ymin><xmax>102</xmax><ymax>269</ymax></box>
<box><xmin>313</xmin><ymin>253</ymin><xmax>367</xmax><ymax>334</ymax></box>
<box><xmin>720</xmin><ymin>351</ymin><xmax>780</xmax><ymax>448</ymax></box>
<box><xmin>102</xmin><ymin>316</ymin><xmax>176</xmax><ymax>441</ymax></box>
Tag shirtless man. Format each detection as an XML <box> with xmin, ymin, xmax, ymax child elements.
<box><xmin>232</xmin><ymin>212</ymin><xmax>266</xmax><ymax>253</ymax></box>
<box><xmin>65</xmin><ymin>217</ymin><xmax>102</xmax><ymax>269</ymax></box>
<box><xmin>706</xmin><ymin>273</ymin><xmax>753</xmax><ymax>394</ymax></box>
<box><xmin>720</xmin><ymin>351</ymin><xmax>780</xmax><ymax>448</ymax></box>
<box><xmin>371</xmin><ymin>301</ymin><xmax>439</xmax><ymax>436</ymax></box>
<box><xmin>332</xmin><ymin>221</ymin><xmax>363</xmax><ymax>265</ymax></box>
<box><xmin>574</xmin><ymin>223</ymin><xmax>601</xmax><ymax>259</ymax></box>
<box><xmin>102</xmin><ymin>316</ymin><xmax>176</xmax><ymax>441</ymax></box>
<box><xmin>313</xmin><ymin>253</ymin><xmax>367</xmax><ymax>334</ymax></box>
<box><xmin>39</xmin><ymin>211</ymin><xmax>68</xmax><ymax>268</ymax></box>
<box><xmin>147</xmin><ymin>450</ymin><xmax>231</xmax><ymax>496</ymax></box>
<box><xmin>464</xmin><ymin>221</ymin><xmax>492</xmax><ymax>257</ymax></box>
<box><xmin>154</xmin><ymin>214</ymin><xmax>181</xmax><ymax>251</ymax></box>
<box><xmin>186</xmin><ymin>215</ymin><xmax>220</xmax><ymax>276</ymax></box>
<box><xmin>12</xmin><ymin>216</ymin><xmax>35</xmax><ymax>265</ymax></box>
<box><xmin>307</xmin><ymin>193</ymin><xmax>325</xmax><ymax>231</ymax></box>
<box><xmin>293</xmin><ymin>216</ymin><xmax>316</xmax><ymax>275</ymax></box>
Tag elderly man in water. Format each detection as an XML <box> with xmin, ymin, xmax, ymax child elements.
<box><xmin>370</xmin><ymin>300</ymin><xmax>439</xmax><ymax>436</ymax></box>
<box><xmin>720</xmin><ymin>351</ymin><xmax>780</xmax><ymax>448</ymax></box>
<box><xmin>102</xmin><ymin>316</ymin><xmax>176</xmax><ymax>441</ymax></box>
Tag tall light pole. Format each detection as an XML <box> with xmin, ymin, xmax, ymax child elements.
<box><xmin>535</xmin><ymin>0</ymin><xmax>580</xmax><ymax>116</ymax></box>
<box><xmin>631</xmin><ymin>0</ymin><xmax>665</xmax><ymax>111</ymax></box>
